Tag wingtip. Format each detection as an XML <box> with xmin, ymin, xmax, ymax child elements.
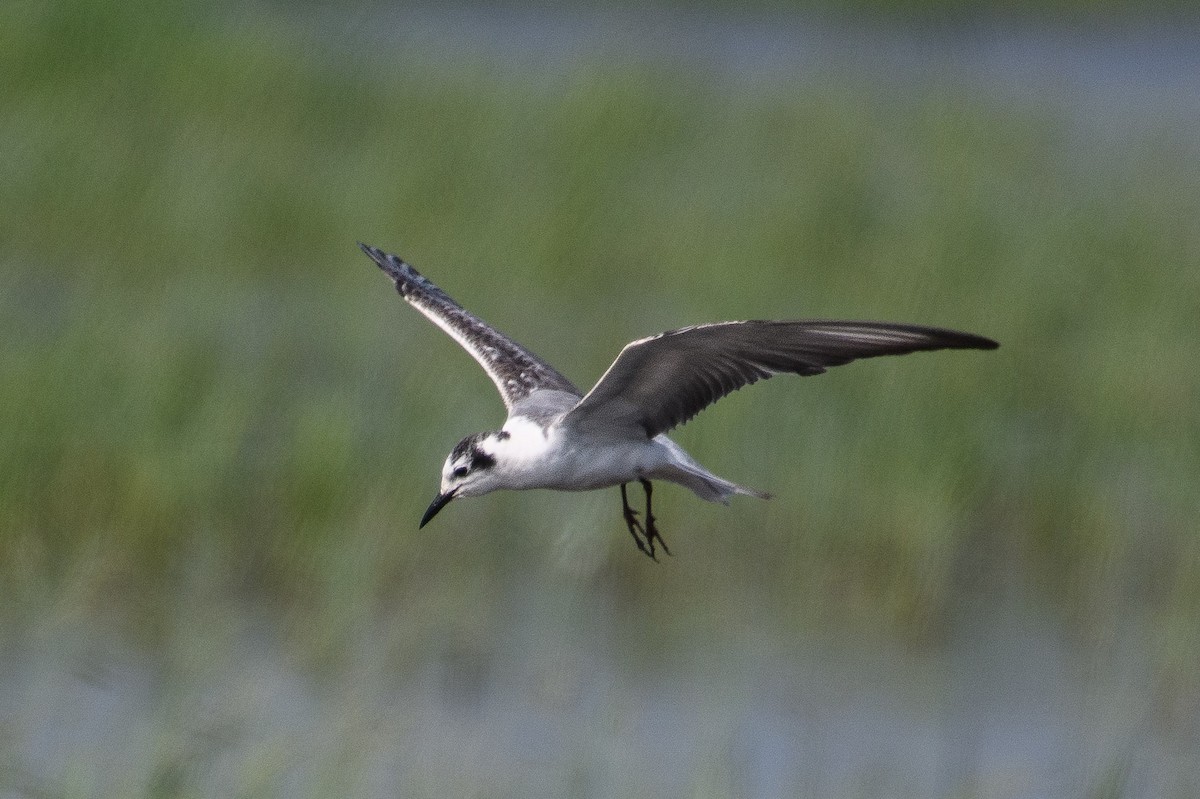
<box><xmin>358</xmin><ymin>241</ymin><xmax>385</xmax><ymax>262</ymax></box>
<box><xmin>965</xmin><ymin>334</ymin><xmax>1000</xmax><ymax>351</ymax></box>
<box><xmin>358</xmin><ymin>242</ymin><xmax>413</xmax><ymax>285</ymax></box>
<box><xmin>938</xmin><ymin>328</ymin><xmax>1000</xmax><ymax>351</ymax></box>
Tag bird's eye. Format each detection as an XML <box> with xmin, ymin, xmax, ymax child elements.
<box><xmin>452</xmin><ymin>466</ymin><xmax>469</xmax><ymax>479</ymax></box>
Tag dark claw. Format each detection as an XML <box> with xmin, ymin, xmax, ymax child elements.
<box><xmin>624</xmin><ymin>509</ymin><xmax>650</xmax><ymax>557</ymax></box>
<box><xmin>644</xmin><ymin>514</ymin><xmax>670</xmax><ymax>559</ymax></box>
<box><xmin>620</xmin><ymin>483</ymin><xmax>656</xmax><ymax>560</ymax></box>
<box><xmin>640</xmin><ymin>478</ymin><xmax>671</xmax><ymax>559</ymax></box>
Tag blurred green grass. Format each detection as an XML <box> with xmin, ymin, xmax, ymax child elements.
<box><xmin>1</xmin><ymin>0</ymin><xmax>1198</xmax><ymax>659</ymax></box>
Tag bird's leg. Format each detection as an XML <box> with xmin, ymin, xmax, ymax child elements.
<box><xmin>640</xmin><ymin>478</ymin><xmax>671</xmax><ymax>558</ymax></box>
<box><xmin>620</xmin><ymin>483</ymin><xmax>653</xmax><ymax>559</ymax></box>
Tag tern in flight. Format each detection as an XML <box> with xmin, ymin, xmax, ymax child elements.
<box><xmin>360</xmin><ymin>243</ymin><xmax>997</xmax><ymax>559</ymax></box>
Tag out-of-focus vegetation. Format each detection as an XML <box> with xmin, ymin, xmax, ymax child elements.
<box><xmin>2</xmin><ymin>2</ymin><xmax>1199</xmax><ymax>792</ymax></box>
<box><xmin>3</xmin><ymin>0</ymin><xmax>1198</xmax><ymax>639</ymax></box>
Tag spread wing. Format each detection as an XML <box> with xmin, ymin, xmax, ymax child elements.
<box><xmin>360</xmin><ymin>243</ymin><xmax>579</xmax><ymax>410</ymax></box>
<box><xmin>564</xmin><ymin>320</ymin><xmax>998</xmax><ymax>438</ymax></box>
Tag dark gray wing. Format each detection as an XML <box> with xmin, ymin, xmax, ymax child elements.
<box><xmin>564</xmin><ymin>320</ymin><xmax>998</xmax><ymax>438</ymax></box>
<box><xmin>360</xmin><ymin>243</ymin><xmax>579</xmax><ymax>410</ymax></box>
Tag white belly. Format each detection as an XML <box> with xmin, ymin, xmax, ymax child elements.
<box><xmin>542</xmin><ymin>442</ymin><xmax>649</xmax><ymax>490</ymax></box>
<box><xmin>520</xmin><ymin>433</ymin><xmax>671</xmax><ymax>492</ymax></box>
<box><xmin>491</xmin><ymin>418</ymin><xmax>748</xmax><ymax>502</ymax></box>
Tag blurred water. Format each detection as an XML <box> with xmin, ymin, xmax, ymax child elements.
<box><xmin>4</xmin><ymin>575</ymin><xmax>1194</xmax><ymax>798</ymax></box>
<box><xmin>335</xmin><ymin>7</ymin><xmax>1200</xmax><ymax>129</ymax></box>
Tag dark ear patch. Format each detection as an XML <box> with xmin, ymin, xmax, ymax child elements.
<box><xmin>471</xmin><ymin>451</ymin><xmax>496</xmax><ymax>470</ymax></box>
<box><xmin>451</xmin><ymin>433</ymin><xmax>485</xmax><ymax>462</ymax></box>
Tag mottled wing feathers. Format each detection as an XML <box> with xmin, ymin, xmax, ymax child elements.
<box><xmin>360</xmin><ymin>243</ymin><xmax>579</xmax><ymax>409</ymax></box>
<box><xmin>565</xmin><ymin>320</ymin><xmax>998</xmax><ymax>439</ymax></box>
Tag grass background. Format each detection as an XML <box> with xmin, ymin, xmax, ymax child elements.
<box><xmin>2</xmin><ymin>0</ymin><xmax>1198</xmax><ymax>795</ymax></box>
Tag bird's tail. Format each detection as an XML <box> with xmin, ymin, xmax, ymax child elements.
<box><xmin>651</xmin><ymin>438</ymin><xmax>771</xmax><ymax>504</ymax></box>
<box><xmin>683</xmin><ymin>469</ymin><xmax>772</xmax><ymax>505</ymax></box>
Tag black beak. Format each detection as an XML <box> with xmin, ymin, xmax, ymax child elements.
<box><xmin>419</xmin><ymin>487</ymin><xmax>458</xmax><ymax>529</ymax></box>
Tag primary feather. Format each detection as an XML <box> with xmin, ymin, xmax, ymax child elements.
<box><xmin>565</xmin><ymin>320</ymin><xmax>999</xmax><ymax>438</ymax></box>
<box><xmin>360</xmin><ymin>242</ymin><xmax>579</xmax><ymax>410</ymax></box>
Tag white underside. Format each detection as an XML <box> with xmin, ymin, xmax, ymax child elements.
<box><xmin>491</xmin><ymin>416</ymin><xmax>767</xmax><ymax>504</ymax></box>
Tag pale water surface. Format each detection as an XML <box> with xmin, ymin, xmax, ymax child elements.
<box><xmin>4</xmin><ymin>575</ymin><xmax>1195</xmax><ymax>797</ymax></box>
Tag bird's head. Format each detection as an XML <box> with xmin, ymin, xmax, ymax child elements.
<box><xmin>419</xmin><ymin>430</ymin><xmax>508</xmax><ymax>527</ymax></box>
